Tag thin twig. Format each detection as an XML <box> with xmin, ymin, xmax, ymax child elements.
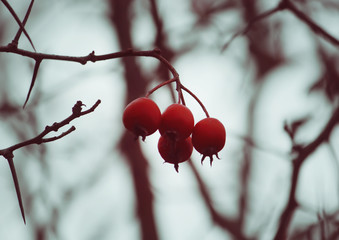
<box><xmin>0</xmin><ymin>100</ymin><xmax>101</xmax><ymax>153</ymax></box>
<box><xmin>11</xmin><ymin>0</ymin><xmax>35</xmax><ymax>47</ymax></box>
<box><xmin>0</xmin><ymin>100</ymin><xmax>101</xmax><ymax>223</ymax></box>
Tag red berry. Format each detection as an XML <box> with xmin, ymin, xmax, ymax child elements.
<box><xmin>158</xmin><ymin>136</ymin><xmax>193</xmax><ymax>172</ymax></box>
<box><xmin>159</xmin><ymin>104</ymin><xmax>194</xmax><ymax>140</ymax></box>
<box><xmin>122</xmin><ymin>97</ymin><xmax>161</xmax><ymax>140</ymax></box>
<box><xmin>192</xmin><ymin>118</ymin><xmax>226</xmax><ymax>165</ymax></box>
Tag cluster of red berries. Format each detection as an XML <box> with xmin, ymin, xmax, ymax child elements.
<box><xmin>122</xmin><ymin>97</ymin><xmax>226</xmax><ymax>172</ymax></box>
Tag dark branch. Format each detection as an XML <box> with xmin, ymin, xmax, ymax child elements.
<box><xmin>1</xmin><ymin>0</ymin><xmax>36</xmax><ymax>51</ymax></box>
<box><xmin>0</xmin><ymin>46</ymin><xmax>179</xmax><ymax>78</ymax></box>
<box><xmin>0</xmin><ymin>100</ymin><xmax>101</xmax><ymax>224</ymax></box>
<box><xmin>0</xmin><ymin>100</ymin><xmax>101</xmax><ymax>153</ymax></box>
<box><xmin>11</xmin><ymin>0</ymin><xmax>35</xmax><ymax>48</ymax></box>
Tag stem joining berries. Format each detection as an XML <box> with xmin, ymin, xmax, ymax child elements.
<box><xmin>192</xmin><ymin>118</ymin><xmax>226</xmax><ymax>165</ymax></box>
<box><xmin>122</xmin><ymin>97</ymin><xmax>161</xmax><ymax>141</ymax></box>
<box><xmin>122</xmin><ymin>76</ymin><xmax>226</xmax><ymax>172</ymax></box>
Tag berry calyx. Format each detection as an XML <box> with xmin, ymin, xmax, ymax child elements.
<box><xmin>122</xmin><ymin>97</ymin><xmax>161</xmax><ymax>140</ymax></box>
<box><xmin>159</xmin><ymin>104</ymin><xmax>194</xmax><ymax>140</ymax></box>
<box><xmin>158</xmin><ymin>136</ymin><xmax>193</xmax><ymax>172</ymax></box>
<box><xmin>192</xmin><ymin>118</ymin><xmax>226</xmax><ymax>165</ymax></box>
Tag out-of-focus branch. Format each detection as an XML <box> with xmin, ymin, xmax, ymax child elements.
<box><xmin>283</xmin><ymin>0</ymin><xmax>339</xmax><ymax>47</ymax></box>
<box><xmin>0</xmin><ymin>100</ymin><xmax>101</xmax><ymax>224</ymax></box>
<box><xmin>188</xmin><ymin>161</ymin><xmax>249</xmax><ymax>240</ymax></box>
<box><xmin>149</xmin><ymin>0</ymin><xmax>177</xmax><ymax>102</ymax></box>
<box><xmin>289</xmin><ymin>210</ymin><xmax>339</xmax><ymax>239</ymax></box>
<box><xmin>222</xmin><ymin>0</ymin><xmax>339</xmax><ymax>51</ymax></box>
<box><xmin>222</xmin><ymin>4</ymin><xmax>283</xmax><ymax>51</ymax></box>
<box><xmin>109</xmin><ymin>0</ymin><xmax>159</xmax><ymax>239</ymax></box>
<box><xmin>274</xmin><ymin>107</ymin><xmax>339</xmax><ymax>239</ymax></box>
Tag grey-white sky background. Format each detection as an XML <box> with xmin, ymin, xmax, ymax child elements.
<box><xmin>1</xmin><ymin>0</ymin><xmax>339</xmax><ymax>239</ymax></box>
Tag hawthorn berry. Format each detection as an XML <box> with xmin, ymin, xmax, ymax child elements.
<box><xmin>122</xmin><ymin>97</ymin><xmax>161</xmax><ymax>140</ymax></box>
<box><xmin>158</xmin><ymin>136</ymin><xmax>193</xmax><ymax>172</ymax></box>
<box><xmin>192</xmin><ymin>118</ymin><xmax>226</xmax><ymax>165</ymax></box>
<box><xmin>159</xmin><ymin>104</ymin><xmax>194</xmax><ymax>140</ymax></box>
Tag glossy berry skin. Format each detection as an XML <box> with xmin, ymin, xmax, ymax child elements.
<box><xmin>122</xmin><ymin>97</ymin><xmax>161</xmax><ymax>140</ymax></box>
<box><xmin>159</xmin><ymin>104</ymin><xmax>194</xmax><ymax>140</ymax></box>
<box><xmin>192</xmin><ymin>118</ymin><xmax>226</xmax><ymax>165</ymax></box>
<box><xmin>158</xmin><ymin>136</ymin><xmax>193</xmax><ymax>172</ymax></box>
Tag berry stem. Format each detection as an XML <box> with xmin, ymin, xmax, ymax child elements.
<box><xmin>180</xmin><ymin>84</ymin><xmax>210</xmax><ymax>118</ymax></box>
<box><xmin>145</xmin><ymin>77</ymin><xmax>177</xmax><ymax>97</ymax></box>
<box><xmin>145</xmin><ymin>76</ymin><xmax>186</xmax><ymax>106</ymax></box>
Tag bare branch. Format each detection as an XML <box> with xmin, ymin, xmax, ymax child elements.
<box><xmin>0</xmin><ymin>100</ymin><xmax>100</xmax><ymax>153</ymax></box>
<box><xmin>0</xmin><ymin>47</ymin><xmax>179</xmax><ymax>78</ymax></box>
<box><xmin>41</xmin><ymin>126</ymin><xmax>76</xmax><ymax>143</ymax></box>
<box><xmin>11</xmin><ymin>0</ymin><xmax>35</xmax><ymax>48</ymax></box>
<box><xmin>0</xmin><ymin>100</ymin><xmax>101</xmax><ymax>223</ymax></box>
<box><xmin>0</xmin><ymin>46</ymin><xmax>184</xmax><ymax>107</ymax></box>
<box><xmin>222</xmin><ymin>4</ymin><xmax>284</xmax><ymax>51</ymax></box>
<box><xmin>1</xmin><ymin>0</ymin><xmax>36</xmax><ymax>51</ymax></box>
<box><xmin>222</xmin><ymin>0</ymin><xmax>339</xmax><ymax>51</ymax></box>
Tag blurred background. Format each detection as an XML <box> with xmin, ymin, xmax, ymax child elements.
<box><xmin>1</xmin><ymin>0</ymin><xmax>339</xmax><ymax>239</ymax></box>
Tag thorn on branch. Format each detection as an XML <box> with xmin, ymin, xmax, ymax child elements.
<box><xmin>6</xmin><ymin>156</ymin><xmax>26</xmax><ymax>224</ymax></box>
<box><xmin>23</xmin><ymin>58</ymin><xmax>42</xmax><ymax>108</ymax></box>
